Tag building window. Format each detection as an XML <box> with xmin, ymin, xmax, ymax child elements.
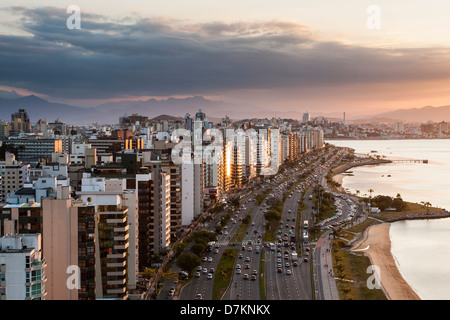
<box><xmin>31</xmin><ymin>269</ymin><xmax>41</xmax><ymax>282</ymax></box>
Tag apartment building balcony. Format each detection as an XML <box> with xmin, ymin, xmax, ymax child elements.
<box><xmin>113</xmin><ymin>242</ymin><xmax>129</xmax><ymax>250</ymax></box>
<box><xmin>113</xmin><ymin>225</ymin><xmax>129</xmax><ymax>233</ymax></box>
<box><xmin>0</xmin><ymin>280</ymin><xmax>5</xmax><ymax>288</ymax></box>
<box><xmin>106</xmin><ymin>287</ymin><xmax>127</xmax><ymax>295</ymax></box>
<box><xmin>31</xmin><ymin>258</ymin><xmax>46</xmax><ymax>271</ymax></box>
<box><xmin>107</xmin><ymin>270</ymin><xmax>126</xmax><ymax>277</ymax></box>
<box><xmin>106</xmin><ymin>278</ymin><xmax>127</xmax><ymax>286</ymax></box>
<box><xmin>98</xmin><ymin>205</ymin><xmax>128</xmax><ymax>215</ymax></box>
<box><xmin>106</xmin><ymin>260</ymin><xmax>127</xmax><ymax>268</ymax></box>
<box><xmin>107</xmin><ymin>252</ymin><xmax>126</xmax><ymax>259</ymax></box>
<box><xmin>106</xmin><ymin>217</ymin><xmax>127</xmax><ymax>224</ymax></box>
<box><xmin>113</xmin><ymin>233</ymin><xmax>129</xmax><ymax>242</ymax></box>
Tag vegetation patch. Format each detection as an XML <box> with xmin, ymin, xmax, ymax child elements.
<box><xmin>212</xmin><ymin>249</ymin><xmax>238</xmax><ymax>300</ymax></box>
<box><xmin>331</xmin><ymin>241</ymin><xmax>387</xmax><ymax>300</ymax></box>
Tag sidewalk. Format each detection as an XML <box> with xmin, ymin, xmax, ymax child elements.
<box><xmin>315</xmin><ymin>231</ymin><xmax>339</xmax><ymax>300</ymax></box>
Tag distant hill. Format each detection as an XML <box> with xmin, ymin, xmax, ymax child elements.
<box><xmin>7</xmin><ymin>94</ymin><xmax>448</xmax><ymax>125</ymax></box>
<box><xmin>94</xmin><ymin>96</ymin><xmax>300</xmax><ymax>121</ymax></box>
<box><xmin>0</xmin><ymin>95</ymin><xmax>104</xmax><ymax>125</ymax></box>
<box><xmin>151</xmin><ymin>114</ymin><xmax>183</xmax><ymax>122</ymax></box>
<box><xmin>0</xmin><ymin>95</ymin><xmax>285</xmax><ymax>125</ymax></box>
<box><xmin>373</xmin><ymin>105</ymin><xmax>450</xmax><ymax>123</ymax></box>
<box><xmin>346</xmin><ymin>117</ymin><xmax>403</xmax><ymax>125</ymax></box>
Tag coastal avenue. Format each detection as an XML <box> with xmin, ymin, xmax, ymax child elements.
<box><xmin>169</xmin><ymin>145</ymin><xmax>350</xmax><ymax>301</ymax></box>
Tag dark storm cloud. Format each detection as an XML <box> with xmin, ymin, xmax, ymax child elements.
<box><xmin>2</xmin><ymin>6</ymin><xmax>450</xmax><ymax>100</ymax></box>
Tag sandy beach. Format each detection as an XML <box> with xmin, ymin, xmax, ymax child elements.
<box><xmin>352</xmin><ymin>223</ymin><xmax>421</xmax><ymax>300</ymax></box>
<box><xmin>332</xmin><ymin>173</ymin><xmax>345</xmax><ymax>192</ymax></box>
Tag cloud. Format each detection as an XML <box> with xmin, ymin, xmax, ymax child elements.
<box><xmin>1</xmin><ymin>6</ymin><xmax>450</xmax><ymax>104</ymax></box>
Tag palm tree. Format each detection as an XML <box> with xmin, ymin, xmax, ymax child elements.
<box><xmin>424</xmin><ymin>201</ymin><xmax>432</xmax><ymax>214</ymax></box>
<box><xmin>368</xmin><ymin>189</ymin><xmax>374</xmax><ymax>206</ymax></box>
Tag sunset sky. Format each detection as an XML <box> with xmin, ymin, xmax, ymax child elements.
<box><xmin>1</xmin><ymin>1</ymin><xmax>450</xmax><ymax>118</ymax></box>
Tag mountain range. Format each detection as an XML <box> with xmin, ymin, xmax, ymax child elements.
<box><xmin>0</xmin><ymin>93</ymin><xmax>449</xmax><ymax>125</ymax></box>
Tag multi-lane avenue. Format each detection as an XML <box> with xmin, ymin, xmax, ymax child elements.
<box><xmin>171</xmin><ymin>146</ymin><xmax>355</xmax><ymax>301</ymax></box>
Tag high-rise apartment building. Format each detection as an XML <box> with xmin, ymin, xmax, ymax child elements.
<box><xmin>42</xmin><ymin>186</ymin><xmax>96</xmax><ymax>300</ymax></box>
<box><xmin>0</xmin><ymin>201</ymin><xmax>42</xmax><ymax>236</ymax></box>
<box><xmin>0</xmin><ymin>153</ymin><xmax>28</xmax><ymax>203</ymax></box>
<box><xmin>302</xmin><ymin>111</ymin><xmax>311</xmax><ymax>124</ymax></box>
<box><xmin>0</xmin><ymin>233</ymin><xmax>46</xmax><ymax>300</ymax></box>
<box><xmin>181</xmin><ymin>162</ymin><xmax>204</xmax><ymax>226</ymax></box>
<box><xmin>10</xmin><ymin>109</ymin><xmax>31</xmax><ymax>134</ymax></box>
<box><xmin>135</xmin><ymin>164</ymin><xmax>171</xmax><ymax>269</ymax></box>
<box><xmin>5</xmin><ymin>138</ymin><xmax>63</xmax><ymax>163</ymax></box>
<box><xmin>77</xmin><ymin>175</ymin><xmax>139</xmax><ymax>299</ymax></box>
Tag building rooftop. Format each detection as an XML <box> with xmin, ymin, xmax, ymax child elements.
<box><xmin>3</xmin><ymin>202</ymin><xmax>41</xmax><ymax>209</ymax></box>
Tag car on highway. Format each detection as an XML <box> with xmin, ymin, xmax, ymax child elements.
<box><xmin>236</xmin><ymin>264</ymin><xmax>241</xmax><ymax>269</ymax></box>
<box><xmin>277</xmin><ymin>268</ymin><xmax>283</xmax><ymax>273</ymax></box>
<box><xmin>236</xmin><ymin>269</ymin><xmax>242</xmax><ymax>274</ymax></box>
<box><xmin>210</xmin><ymin>268</ymin><xmax>215</xmax><ymax>273</ymax></box>
<box><xmin>208</xmin><ymin>257</ymin><xmax>213</xmax><ymax>262</ymax></box>
<box><xmin>251</xmin><ymin>275</ymin><xmax>257</xmax><ymax>281</ymax></box>
<box><xmin>238</xmin><ymin>254</ymin><xmax>243</xmax><ymax>259</ymax></box>
<box><xmin>207</xmin><ymin>273</ymin><xmax>213</xmax><ymax>280</ymax></box>
<box><xmin>286</xmin><ymin>269</ymin><xmax>292</xmax><ymax>275</ymax></box>
<box><xmin>245</xmin><ymin>257</ymin><xmax>250</xmax><ymax>262</ymax></box>
<box><xmin>304</xmin><ymin>258</ymin><xmax>309</xmax><ymax>262</ymax></box>
<box><xmin>243</xmin><ymin>274</ymin><xmax>249</xmax><ymax>280</ymax></box>
<box><xmin>203</xmin><ymin>268</ymin><xmax>208</xmax><ymax>274</ymax></box>
<box><xmin>202</xmin><ymin>257</ymin><xmax>207</xmax><ymax>262</ymax></box>
<box><xmin>196</xmin><ymin>294</ymin><xmax>202</xmax><ymax>300</ymax></box>
<box><xmin>214</xmin><ymin>249</ymin><xmax>219</xmax><ymax>254</ymax></box>
<box><xmin>195</xmin><ymin>272</ymin><xmax>201</xmax><ymax>277</ymax></box>
<box><xmin>197</xmin><ymin>266</ymin><xmax>202</xmax><ymax>271</ymax></box>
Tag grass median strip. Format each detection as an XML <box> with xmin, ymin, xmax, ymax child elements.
<box><xmin>259</xmin><ymin>249</ymin><xmax>266</xmax><ymax>300</ymax></box>
<box><xmin>231</xmin><ymin>209</ymin><xmax>253</xmax><ymax>244</ymax></box>
<box><xmin>212</xmin><ymin>248</ymin><xmax>238</xmax><ymax>300</ymax></box>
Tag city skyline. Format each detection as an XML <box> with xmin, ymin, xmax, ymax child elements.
<box><xmin>1</xmin><ymin>2</ymin><xmax>450</xmax><ymax>118</ymax></box>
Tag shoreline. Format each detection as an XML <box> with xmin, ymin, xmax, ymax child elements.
<box><xmin>331</xmin><ymin>160</ymin><xmax>446</xmax><ymax>300</ymax></box>
<box><xmin>351</xmin><ymin>223</ymin><xmax>421</xmax><ymax>300</ymax></box>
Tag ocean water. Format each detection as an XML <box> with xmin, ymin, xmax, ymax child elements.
<box><xmin>327</xmin><ymin>139</ymin><xmax>450</xmax><ymax>210</ymax></box>
<box><xmin>390</xmin><ymin>219</ymin><xmax>450</xmax><ymax>300</ymax></box>
<box><xmin>327</xmin><ymin>139</ymin><xmax>450</xmax><ymax>300</ymax></box>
